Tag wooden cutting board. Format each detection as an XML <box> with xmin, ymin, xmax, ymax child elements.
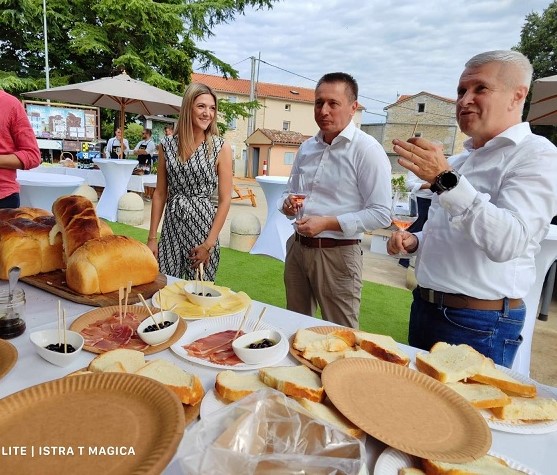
<box><xmin>21</xmin><ymin>270</ymin><xmax>167</xmax><ymax>307</ymax></box>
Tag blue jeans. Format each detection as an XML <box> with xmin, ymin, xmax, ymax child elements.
<box><xmin>409</xmin><ymin>288</ymin><xmax>525</xmax><ymax>368</ymax></box>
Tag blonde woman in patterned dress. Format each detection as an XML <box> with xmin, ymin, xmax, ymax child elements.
<box><xmin>147</xmin><ymin>83</ymin><xmax>233</xmax><ymax>281</ymax></box>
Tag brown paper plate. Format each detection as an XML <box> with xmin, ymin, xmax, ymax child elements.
<box><xmin>289</xmin><ymin>326</ymin><xmax>343</xmax><ymax>373</ymax></box>
<box><xmin>322</xmin><ymin>358</ymin><xmax>491</xmax><ymax>463</ymax></box>
<box><xmin>0</xmin><ymin>372</ymin><xmax>185</xmax><ymax>475</ymax></box>
<box><xmin>0</xmin><ymin>339</ymin><xmax>18</xmax><ymax>380</ymax></box>
<box><xmin>69</xmin><ymin>305</ymin><xmax>187</xmax><ymax>354</ymax></box>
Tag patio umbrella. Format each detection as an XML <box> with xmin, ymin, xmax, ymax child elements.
<box><xmin>526</xmin><ymin>74</ymin><xmax>557</xmax><ymax>125</ymax></box>
<box><xmin>23</xmin><ymin>73</ymin><xmax>183</xmax><ymax>148</ymax></box>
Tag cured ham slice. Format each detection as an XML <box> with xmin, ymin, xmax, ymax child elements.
<box><xmin>79</xmin><ymin>312</ymin><xmax>149</xmax><ymax>352</ymax></box>
<box><xmin>183</xmin><ymin>330</ymin><xmax>245</xmax><ymax>366</ymax></box>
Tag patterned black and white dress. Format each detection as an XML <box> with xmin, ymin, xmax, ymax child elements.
<box><xmin>158</xmin><ymin>135</ymin><xmax>223</xmax><ymax>281</ymax></box>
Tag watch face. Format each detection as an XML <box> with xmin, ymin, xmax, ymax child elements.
<box><xmin>440</xmin><ymin>171</ymin><xmax>459</xmax><ymax>189</ymax></box>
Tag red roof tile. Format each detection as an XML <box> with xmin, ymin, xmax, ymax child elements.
<box><xmin>255</xmin><ymin>128</ymin><xmax>311</xmax><ymax>145</ymax></box>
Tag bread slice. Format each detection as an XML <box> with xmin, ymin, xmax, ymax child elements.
<box><xmin>88</xmin><ymin>348</ymin><xmax>145</xmax><ymax>373</ymax></box>
<box><xmin>469</xmin><ymin>360</ymin><xmax>537</xmax><ymax>398</ymax></box>
<box><xmin>294</xmin><ymin>398</ymin><xmax>364</xmax><ymax>438</ymax></box>
<box><xmin>490</xmin><ymin>396</ymin><xmax>557</xmax><ymax>421</ymax></box>
<box><xmin>103</xmin><ymin>362</ymin><xmax>127</xmax><ymax>373</ymax></box>
<box><xmin>301</xmin><ymin>348</ymin><xmax>345</xmax><ymax>369</ymax></box>
<box><xmin>293</xmin><ymin>328</ymin><xmax>355</xmax><ymax>353</ymax></box>
<box><xmin>446</xmin><ymin>382</ymin><xmax>511</xmax><ymax>409</ymax></box>
<box><xmin>415</xmin><ymin>343</ymin><xmax>486</xmax><ymax>383</ymax></box>
<box><xmin>354</xmin><ymin>331</ymin><xmax>410</xmax><ymax>366</ymax></box>
<box><xmin>343</xmin><ymin>348</ymin><xmax>379</xmax><ymax>360</ymax></box>
<box><xmin>135</xmin><ymin>359</ymin><xmax>204</xmax><ymax>406</ymax></box>
<box><xmin>292</xmin><ymin>328</ymin><xmax>326</xmax><ymax>351</ymax></box>
<box><xmin>398</xmin><ymin>468</ymin><xmax>426</xmax><ymax>475</ymax></box>
<box><xmin>259</xmin><ymin>365</ymin><xmax>324</xmax><ymax>402</ymax></box>
<box><xmin>423</xmin><ymin>454</ymin><xmax>525</xmax><ymax>474</ymax></box>
<box><xmin>215</xmin><ymin>370</ymin><xmax>269</xmax><ymax>402</ymax></box>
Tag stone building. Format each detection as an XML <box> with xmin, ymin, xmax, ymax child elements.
<box><xmin>362</xmin><ymin>92</ymin><xmax>467</xmax><ymax>173</ymax></box>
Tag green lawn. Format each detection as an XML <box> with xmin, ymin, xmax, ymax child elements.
<box><xmin>107</xmin><ymin>221</ymin><xmax>412</xmax><ymax>343</ymax></box>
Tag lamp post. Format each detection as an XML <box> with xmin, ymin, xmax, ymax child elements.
<box><xmin>42</xmin><ymin>0</ymin><xmax>50</xmax><ymax>89</ymax></box>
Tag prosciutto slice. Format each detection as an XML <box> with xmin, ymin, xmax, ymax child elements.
<box><xmin>79</xmin><ymin>312</ymin><xmax>149</xmax><ymax>352</ymax></box>
<box><xmin>183</xmin><ymin>330</ymin><xmax>245</xmax><ymax>365</ymax></box>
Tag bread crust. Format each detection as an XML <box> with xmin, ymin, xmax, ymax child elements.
<box><xmin>0</xmin><ymin>221</ymin><xmax>42</xmax><ymax>279</ymax></box>
<box><xmin>259</xmin><ymin>367</ymin><xmax>324</xmax><ymax>403</ymax></box>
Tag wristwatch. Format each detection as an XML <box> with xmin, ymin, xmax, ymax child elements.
<box><xmin>430</xmin><ymin>169</ymin><xmax>460</xmax><ymax>194</ymax></box>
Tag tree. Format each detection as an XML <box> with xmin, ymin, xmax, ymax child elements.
<box><xmin>514</xmin><ymin>1</ymin><xmax>557</xmax><ymax>142</ymax></box>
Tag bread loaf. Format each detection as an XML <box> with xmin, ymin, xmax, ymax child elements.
<box><xmin>52</xmin><ymin>195</ymin><xmax>102</xmax><ymax>259</ymax></box>
<box><xmin>8</xmin><ymin>217</ymin><xmax>64</xmax><ymax>273</ymax></box>
<box><xmin>0</xmin><ymin>221</ymin><xmax>42</xmax><ymax>279</ymax></box>
<box><xmin>65</xmin><ymin>235</ymin><xmax>159</xmax><ymax>294</ymax></box>
<box><xmin>0</xmin><ymin>207</ymin><xmax>51</xmax><ymax>221</ymax></box>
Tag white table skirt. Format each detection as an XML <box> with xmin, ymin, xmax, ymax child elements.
<box><xmin>1</xmin><ymin>278</ymin><xmax>556</xmax><ymax>475</ymax></box>
<box><xmin>16</xmin><ymin>170</ymin><xmax>84</xmax><ymax>211</ymax></box>
<box><xmin>33</xmin><ymin>165</ymin><xmax>157</xmax><ymax>193</ymax></box>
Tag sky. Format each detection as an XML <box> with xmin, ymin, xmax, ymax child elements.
<box><xmin>194</xmin><ymin>0</ymin><xmax>552</xmax><ymax>123</ymax></box>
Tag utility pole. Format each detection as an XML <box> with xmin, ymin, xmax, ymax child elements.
<box><xmin>42</xmin><ymin>0</ymin><xmax>50</xmax><ymax>89</ymax></box>
<box><xmin>247</xmin><ymin>56</ymin><xmax>257</xmax><ymax>138</ymax></box>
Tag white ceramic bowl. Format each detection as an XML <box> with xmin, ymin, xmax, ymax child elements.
<box><xmin>137</xmin><ymin>311</ymin><xmax>180</xmax><ymax>346</ymax></box>
<box><xmin>30</xmin><ymin>329</ymin><xmax>84</xmax><ymax>367</ymax></box>
<box><xmin>183</xmin><ymin>282</ymin><xmax>223</xmax><ymax>308</ymax></box>
<box><xmin>232</xmin><ymin>329</ymin><xmax>284</xmax><ymax>365</ymax></box>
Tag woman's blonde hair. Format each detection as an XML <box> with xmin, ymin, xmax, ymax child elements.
<box><xmin>176</xmin><ymin>82</ymin><xmax>219</xmax><ymax>163</ymax></box>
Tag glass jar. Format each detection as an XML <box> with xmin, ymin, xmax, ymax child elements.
<box><xmin>0</xmin><ymin>288</ymin><xmax>26</xmax><ymax>339</ymax></box>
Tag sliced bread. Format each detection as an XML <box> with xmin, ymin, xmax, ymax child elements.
<box><xmin>343</xmin><ymin>348</ymin><xmax>379</xmax><ymax>360</ymax></box>
<box><xmin>88</xmin><ymin>348</ymin><xmax>145</xmax><ymax>373</ymax></box>
<box><xmin>215</xmin><ymin>370</ymin><xmax>269</xmax><ymax>402</ymax></box>
<box><xmin>415</xmin><ymin>343</ymin><xmax>486</xmax><ymax>383</ymax></box>
<box><xmin>135</xmin><ymin>359</ymin><xmax>204</xmax><ymax>405</ymax></box>
<box><xmin>294</xmin><ymin>397</ymin><xmax>364</xmax><ymax>438</ymax></box>
<box><xmin>445</xmin><ymin>382</ymin><xmax>511</xmax><ymax>409</ymax></box>
<box><xmin>301</xmin><ymin>348</ymin><xmax>345</xmax><ymax>369</ymax></box>
<box><xmin>398</xmin><ymin>468</ymin><xmax>426</xmax><ymax>475</ymax></box>
<box><xmin>469</xmin><ymin>360</ymin><xmax>537</xmax><ymax>398</ymax></box>
<box><xmin>489</xmin><ymin>396</ymin><xmax>557</xmax><ymax>421</ymax></box>
<box><xmin>423</xmin><ymin>454</ymin><xmax>525</xmax><ymax>474</ymax></box>
<box><xmin>354</xmin><ymin>331</ymin><xmax>410</xmax><ymax>366</ymax></box>
<box><xmin>292</xmin><ymin>328</ymin><xmax>327</xmax><ymax>351</ymax></box>
<box><xmin>259</xmin><ymin>365</ymin><xmax>324</xmax><ymax>402</ymax></box>
<box><xmin>103</xmin><ymin>361</ymin><xmax>127</xmax><ymax>373</ymax></box>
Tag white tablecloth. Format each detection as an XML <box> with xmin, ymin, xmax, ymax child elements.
<box><xmin>1</xmin><ymin>279</ymin><xmax>555</xmax><ymax>475</ymax></box>
<box><xmin>33</xmin><ymin>165</ymin><xmax>157</xmax><ymax>193</ymax></box>
<box><xmin>16</xmin><ymin>170</ymin><xmax>85</xmax><ymax>211</ymax></box>
<box><xmin>250</xmin><ymin>175</ymin><xmax>294</xmax><ymax>261</ymax></box>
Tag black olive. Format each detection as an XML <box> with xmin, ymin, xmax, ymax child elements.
<box><xmin>45</xmin><ymin>343</ymin><xmax>76</xmax><ymax>353</ymax></box>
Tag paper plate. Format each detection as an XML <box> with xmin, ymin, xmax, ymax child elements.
<box><xmin>69</xmin><ymin>305</ymin><xmax>186</xmax><ymax>354</ymax></box>
<box><xmin>171</xmin><ymin>314</ymin><xmax>289</xmax><ymax>370</ymax></box>
<box><xmin>373</xmin><ymin>447</ymin><xmax>536</xmax><ymax>475</ymax></box>
<box><xmin>0</xmin><ymin>372</ymin><xmax>185</xmax><ymax>475</ymax></box>
<box><xmin>322</xmin><ymin>358</ymin><xmax>491</xmax><ymax>463</ymax></box>
<box><xmin>0</xmin><ymin>339</ymin><xmax>17</xmax><ymax>380</ymax></box>
<box><xmin>481</xmin><ymin>366</ymin><xmax>557</xmax><ymax>434</ymax></box>
<box><xmin>200</xmin><ymin>388</ymin><xmax>231</xmax><ymax>420</ymax></box>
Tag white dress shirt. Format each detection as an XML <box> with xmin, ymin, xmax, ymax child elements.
<box><xmin>105</xmin><ymin>137</ymin><xmax>130</xmax><ymax>158</ymax></box>
<box><xmin>406</xmin><ymin>170</ymin><xmax>433</xmax><ymax>199</ymax></box>
<box><xmin>415</xmin><ymin>122</ymin><xmax>557</xmax><ymax>299</ymax></box>
<box><xmin>133</xmin><ymin>138</ymin><xmax>157</xmax><ymax>156</ymax></box>
<box><xmin>279</xmin><ymin>121</ymin><xmax>392</xmax><ymax>239</ymax></box>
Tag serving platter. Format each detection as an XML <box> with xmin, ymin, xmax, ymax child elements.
<box><xmin>322</xmin><ymin>358</ymin><xmax>491</xmax><ymax>463</ymax></box>
<box><xmin>0</xmin><ymin>339</ymin><xmax>18</xmax><ymax>380</ymax></box>
<box><xmin>171</xmin><ymin>314</ymin><xmax>289</xmax><ymax>370</ymax></box>
<box><xmin>0</xmin><ymin>372</ymin><xmax>185</xmax><ymax>475</ymax></box>
<box><xmin>69</xmin><ymin>305</ymin><xmax>186</xmax><ymax>355</ymax></box>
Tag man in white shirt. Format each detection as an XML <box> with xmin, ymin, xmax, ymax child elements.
<box><xmin>105</xmin><ymin>127</ymin><xmax>129</xmax><ymax>159</ymax></box>
<box><xmin>133</xmin><ymin>128</ymin><xmax>157</xmax><ymax>173</ymax></box>
<box><xmin>280</xmin><ymin>72</ymin><xmax>392</xmax><ymax>328</ymax></box>
<box><xmin>387</xmin><ymin>50</ymin><xmax>557</xmax><ymax>367</ymax></box>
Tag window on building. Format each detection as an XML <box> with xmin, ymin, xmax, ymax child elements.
<box><xmin>283</xmin><ymin>121</ymin><xmax>290</xmax><ymax>131</ymax></box>
<box><xmin>284</xmin><ymin>151</ymin><xmax>295</xmax><ymax>165</ymax></box>
<box><xmin>285</xmin><ymin>104</ymin><xmax>291</xmax><ymax>111</ymax></box>
<box><xmin>228</xmin><ymin>95</ymin><xmax>237</xmax><ymax>129</ymax></box>
<box><xmin>417</xmin><ymin>103</ymin><xmax>425</xmax><ymax>113</ymax></box>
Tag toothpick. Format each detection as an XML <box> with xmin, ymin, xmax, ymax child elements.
<box><xmin>57</xmin><ymin>300</ymin><xmax>62</xmax><ymax>346</ymax></box>
<box><xmin>234</xmin><ymin>303</ymin><xmax>252</xmax><ymax>340</ymax></box>
<box><xmin>253</xmin><ymin>306</ymin><xmax>267</xmax><ymax>332</ymax></box>
<box><xmin>138</xmin><ymin>293</ymin><xmax>159</xmax><ymax>328</ymax></box>
<box><xmin>158</xmin><ymin>289</ymin><xmax>164</xmax><ymax>311</ymax></box>
<box><xmin>63</xmin><ymin>308</ymin><xmax>67</xmax><ymax>354</ymax></box>
<box><xmin>411</xmin><ymin>118</ymin><xmax>420</xmax><ymax>137</ymax></box>
<box><xmin>124</xmin><ymin>281</ymin><xmax>132</xmax><ymax>318</ymax></box>
<box><xmin>118</xmin><ymin>287</ymin><xmax>124</xmax><ymax>325</ymax></box>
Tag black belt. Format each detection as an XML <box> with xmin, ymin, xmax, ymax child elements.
<box><xmin>418</xmin><ymin>287</ymin><xmax>523</xmax><ymax>310</ymax></box>
<box><xmin>295</xmin><ymin>233</ymin><xmax>360</xmax><ymax>248</ymax></box>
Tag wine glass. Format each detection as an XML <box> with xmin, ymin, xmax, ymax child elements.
<box><xmin>390</xmin><ymin>191</ymin><xmax>418</xmax><ymax>257</ymax></box>
<box><xmin>288</xmin><ymin>173</ymin><xmax>306</xmax><ymax>220</ymax></box>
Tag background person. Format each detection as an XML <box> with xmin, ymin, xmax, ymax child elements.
<box><xmin>164</xmin><ymin>124</ymin><xmax>174</xmax><ymax>137</ymax></box>
<box><xmin>0</xmin><ymin>90</ymin><xmax>41</xmax><ymax>208</ymax></box>
<box><xmin>133</xmin><ymin>128</ymin><xmax>156</xmax><ymax>174</ymax></box>
<box><xmin>387</xmin><ymin>50</ymin><xmax>557</xmax><ymax>368</ymax></box>
<box><xmin>147</xmin><ymin>83</ymin><xmax>232</xmax><ymax>281</ymax></box>
<box><xmin>280</xmin><ymin>72</ymin><xmax>392</xmax><ymax>329</ymax></box>
<box><xmin>105</xmin><ymin>127</ymin><xmax>129</xmax><ymax>159</ymax></box>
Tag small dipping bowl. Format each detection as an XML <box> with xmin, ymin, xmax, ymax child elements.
<box><xmin>232</xmin><ymin>329</ymin><xmax>285</xmax><ymax>365</ymax></box>
<box><xmin>183</xmin><ymin>282</ymin><xmax>223</xmax><ymax>308</ymax></box>
<box><xmin>137</xmin><ymin>311</ymin><xmax>180</xmax><ymax>346</ymax></box>
<box><xmin>30</xmin><ymin>329</ymin><xmax>84</xmax><ymax>367</ymax></box>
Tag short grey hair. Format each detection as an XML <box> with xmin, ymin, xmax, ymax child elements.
<box><xmin>465</xmin><ymin>50</ymin><xmax>533</xmax><ymax>90</ymax></box>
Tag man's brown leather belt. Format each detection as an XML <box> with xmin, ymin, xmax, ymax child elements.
<box><xmin>418</xmin><ymin>287</ymin><xmax>523</xmax><ymax>310</ymax></box>
<box><xmin>295</xmin><ymin>233</ymin><xmax>360</xmax><ymax>248</ymax></box>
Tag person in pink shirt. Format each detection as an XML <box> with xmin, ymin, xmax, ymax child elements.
<box><xmin>0</xmin><ymin>90</ymin><xmax>41</xmax><ymax>208</ymax></box>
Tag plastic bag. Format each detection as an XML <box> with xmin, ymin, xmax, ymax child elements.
<box><xmin>179</xmin><ymin>388</ymin><xmax>366</xmax><ymax>475</ymax></box>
